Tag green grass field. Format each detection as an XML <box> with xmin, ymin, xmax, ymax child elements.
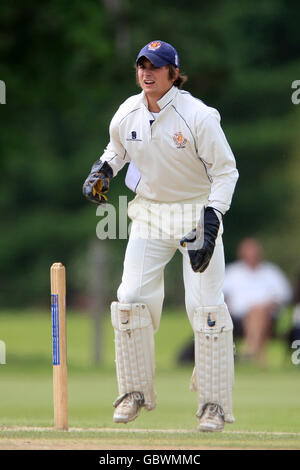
<box><xmin>0</xmin><ymin>309</ymin><xmax>299</xmax><ymax>449</ymax></box>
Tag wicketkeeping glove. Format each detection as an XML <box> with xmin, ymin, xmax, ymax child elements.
<box><xmin>82</xmin><ymin>160</ymin><xmax>113</xmax><ymax>204</ymax></box>
<box><xmin>180</xmin><ymin>206</ymin><xmax>221</xmax><ymax>273</ymax></box>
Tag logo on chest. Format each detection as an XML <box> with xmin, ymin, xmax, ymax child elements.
<box><xmin>173</xmin><ymin>132</ymin><xmax>187</xmax><ymax>148</ymax></box>
<box><xmin>126</xmin><ymin>131</ymin><xmax>142</xmax><ymax>142</ymax></box>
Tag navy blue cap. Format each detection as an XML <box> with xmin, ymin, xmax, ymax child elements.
<box><xmin>136</xmin><ymin>40</ymin><xmax>180</xmax><ymax>68</ymax></box>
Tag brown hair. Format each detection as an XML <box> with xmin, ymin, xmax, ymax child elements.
<box><xmin>167</xmin><ymin>64</ymin><xmax>188</xmax><ymax>89</ymax></box>
<box><xmin>135</xmin><ymin>60</ymin><xmax>188</xmax><ymax>89</ymax></box>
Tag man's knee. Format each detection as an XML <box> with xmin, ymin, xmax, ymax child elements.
<box><xmin>117</xmin><ymin>284</ymin><xmax>142</xmax><ymax>304</ymax></box>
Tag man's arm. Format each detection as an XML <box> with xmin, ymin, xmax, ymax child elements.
<box><xmin>180</xmin><ymin>110</ymin><xmax>238</xmax><ymax>273</ymax></box>
<box><xmin>82</xmin><ymin>109</ymin><xmax>130</xmax><ymax>204</ymax></box>
<box><xmin>196</xmin><ymin>111</ymin><xmax>239</xmax><ymax>215</ymax></box>
<box><xmin>99</xmin><ymin>111</ymin><xmax>130</xmax><ymax>177</ymax></box>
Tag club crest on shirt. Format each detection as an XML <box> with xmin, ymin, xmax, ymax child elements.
<box><xmin>173</xmin><ymin>132</ymin><xmax>187</xmax><ymax>148</ymax></box>
<box><xmin>148</xmin><ymin>41</ymin><xmax>162</xmax><ymax>51</ymax></box>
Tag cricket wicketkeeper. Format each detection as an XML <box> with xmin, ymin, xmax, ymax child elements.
<box><xmin>83</xmin><ymin>40</ymin><xmax>239</xmax><ymax>432</ymax></box>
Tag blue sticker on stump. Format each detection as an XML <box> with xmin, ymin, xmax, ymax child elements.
<box><xmin>51</xmin><ymin>294</ymin><xmax>60</xmax><ymax>365</ymax></box>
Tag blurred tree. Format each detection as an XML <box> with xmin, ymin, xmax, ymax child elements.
<box><xmin>102</xmin><ymin>0</ymin><xmax>130</xmax><ymax>56</ymax></box>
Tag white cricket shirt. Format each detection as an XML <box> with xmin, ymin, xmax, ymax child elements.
<box><xmin>99</xmin><ymin>86</ymin><xmax>238</xmax><ymax>214</ymax></box>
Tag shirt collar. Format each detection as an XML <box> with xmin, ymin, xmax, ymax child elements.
<box><xmin>142</xmin><ymin>86</ymin><xmax>178</xmax><ymax>111</ymax></box>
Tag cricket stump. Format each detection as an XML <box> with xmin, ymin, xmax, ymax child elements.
<box><xmin>50</xmin><ymin>262</ymin><xmax>68</xmax><ymax>431</ymax></box>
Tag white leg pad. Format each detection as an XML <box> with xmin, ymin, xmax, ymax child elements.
<box><xmin>111</xmin><ymin>302</ymin><xmax>156</xmax><ymax>411</ymax></box>
<box><xmin>191</xmin><ymin>304</ymin><xmax>235</xmax><ymax>423</ymax></box>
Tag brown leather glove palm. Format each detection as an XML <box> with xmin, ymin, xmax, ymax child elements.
<box><xmin>82</xmin><ymin>160</ymin><xmax>113</xmax><ymax>204</ymax></box>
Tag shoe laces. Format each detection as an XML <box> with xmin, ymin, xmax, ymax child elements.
<box><xmin>119</xmin><ymin>395</ymin><xmax>133</xmax><ymax>407</ymax></box>
<box><xmin>120</xmin><ymin>392</ymin><xmax>144</xmax><ymax>407</ymax></box>
<box><xmin>205</xmin><ymin>403</ymin><xmax>224</xmax><ymax>420</ymax></box>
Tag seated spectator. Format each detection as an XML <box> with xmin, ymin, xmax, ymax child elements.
<box><xmin>224</xmin><ymin>237</ymin><xmax>292</xmax><ymax>365</ymax></box>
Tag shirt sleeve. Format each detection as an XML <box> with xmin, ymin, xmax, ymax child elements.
<box><xmin>196</xmin><ymin>111</ymin><xmax>239</xmax><ymax>214</ymax></box>
<box><xmin>99</xmin><ymin>110</ymin><xmax>130</xmax><ymax>176</ymax></box>
<box><xmin>268</xmin><ymin>265</ymin><xmax>293</xmax><ymax>305</ymax></box>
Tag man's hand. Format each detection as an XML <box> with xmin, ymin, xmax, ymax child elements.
<box><xmin>180</xmin><ymin>207</ymin><xmax>221</xmax><ymax>273</ymax></box>
<box><xmin>82</xmin><ymin>160</ymin><xmax>113</xmax><ymax>204</ymax></box>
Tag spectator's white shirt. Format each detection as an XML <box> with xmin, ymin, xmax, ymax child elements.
<box><xmin>223</xmin><ymin>261</ymin><xmax>292</xmax><ymax>318</ymax></box>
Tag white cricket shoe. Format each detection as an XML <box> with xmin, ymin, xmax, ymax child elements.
<box><xmin>197</xmin><ymin>403</ymin><xmax>225</xmax><ymax>432</ymax></box>
<box><xmin>113</xmin><ymin>392</ymin><xmax>144</xmax><ymax>424</ymax></box>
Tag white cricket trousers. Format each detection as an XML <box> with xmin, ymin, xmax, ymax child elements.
<box><xmin>117</xmin><ymin>196</ymin><xmax>225</xmax><ymax>332</ymax></box>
